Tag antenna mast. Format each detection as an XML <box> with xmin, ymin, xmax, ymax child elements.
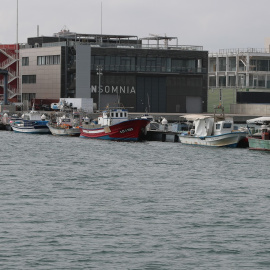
<box><xmin>101</xmin><ymin>2</ymin><xmax>103</xmax><ymax>35</ymax></box>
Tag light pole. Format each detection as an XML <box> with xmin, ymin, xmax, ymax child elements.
<box><xmin>96</xmin><ymin>65</ymin><xmax>103</xmax><ymax>111</ymax></box>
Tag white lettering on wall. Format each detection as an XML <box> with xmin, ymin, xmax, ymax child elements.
<box><xmin>112</xmin><ymin>86</ymin><xmax>118</xmax><ymax>94</ymax></box>
<box><xmin>120</xmin><ymin>86</ymin><xmax>125</xmax><ymax>94</ymax></box>
<box><xmin>130</xmin><ymin>87</ymin><xmax>135</xmax><ymax>94</ymax></box>
<box><xmin>92</xmin><ymin>85</ymin><xmax>97</xmax><ymax>93</ymax></box>
<box><xmin>91</xmin><ymin>85</ymin><xmax>136</xmax><ymax>94</ymax></box>
<box><xmin>105</xmin><ymin>86</ymin><xmax>110</xmax><ymax>94</ymax></box>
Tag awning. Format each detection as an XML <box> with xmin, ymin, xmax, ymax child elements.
<box><xmin>246</xmin><ymin>117</ymin><xmax>270</xmax><ymax>124</ymax></box>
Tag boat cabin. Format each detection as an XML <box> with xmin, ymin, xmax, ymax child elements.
<box><xmin>98</xmin><ymin>108</ymin><xmax>128</xmax><ymax>126</ymax></box>
<box><xmin>246</xmin><ymin>117</ymin><xmax>270</xmax><ymax>138</ymax></box>
<box><xmin>214</xmin><ymin>119</ymin><xmax>234</xmax><ymax>135</ymax></box>
<box><xmin>183</xmin><ymin>114</ymin><xmax>236</xmax><ymax>137</ymax></box>
<box><xmin>22</xmin><ymin>111</ymin><xmax>46</xmax><ymax>121</ymax></box>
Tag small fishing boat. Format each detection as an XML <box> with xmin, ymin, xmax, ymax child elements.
<box><xmin>47</xmin><ymin>113</ymin><xmax>80</xmax><ymax>136</ymax></box>
<box><xmin>247</xmin><ymin>117</ymin><xmax>270</xmax><ymax>151</ymax></box>
<box><xmin>79</xmin><ymin>107</ymin><xmax>150</xmax><ymax>141</ymax></box>
<box><xmin>12</xmin><ymin>118</ymin><xmax>50</xmax><ymax>134</ymax></box>
<box><xmin>11</xmin><ymin>106</ymin><xmax>50</xmax><ymax>134</ymax></box>
<box><xmin>1</xmin><ymin>113</ymin><xmax>22</xmax><ymax>131</ymax></box>
<box><xmin>179</xmin><ymin>105</ymin><xmax>248</xmax><ymax>147</ymax></box>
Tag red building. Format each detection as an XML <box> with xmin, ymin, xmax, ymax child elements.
<box><xmin>0</xmin><ymin>44</ymin><xmax>20</xmax><ymax>103</ymax></box>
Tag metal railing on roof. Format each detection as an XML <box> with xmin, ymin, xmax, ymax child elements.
<box><xmin>210</xmin><ymin>48</ymin><xmax>269</xmax><ymax>56</ymax></box>
<box><xmin>89</xmin><ymin>43</ymin><xmax>203</xmax><ymax>51</ymax></box>
<box><xmin>19</xmin><ymin>41</ymin><xmax>203</xmax><ymax>51</ymax></box>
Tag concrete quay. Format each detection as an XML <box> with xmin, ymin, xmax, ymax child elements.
<box><xmin>8</xmin><ymin>111</ymin><xmax>260</xmax><ymax>124</ymax></box>
<box><xmin>59</xmin><ymin>111</ymin><xmax>260</xmax><ymax>124</ymax></box>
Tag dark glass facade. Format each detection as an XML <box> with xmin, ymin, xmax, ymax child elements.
<box><xmin>90</xmin><ymin>47</ymin><xmax>208</xmax><ymax>113</ymax></box>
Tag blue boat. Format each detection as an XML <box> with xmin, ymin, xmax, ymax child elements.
<box><xmin>12</xmin><ymin>119</ymin><xmax>50</xmax><ymax>134</ymax></box>
<box><xmin>11</xmin><ymin>106</ymin><xmax>50</xmax><ymax>134</ymax></box>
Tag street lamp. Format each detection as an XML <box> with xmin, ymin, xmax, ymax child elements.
<box><xmin>96</xmin><ymin>65</ymin><xmax>103</xmax><ymax>111</ymax></box>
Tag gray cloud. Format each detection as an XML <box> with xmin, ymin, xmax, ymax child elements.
<box><xmin>1</xmin><ymin>0</ymin><xmax>269</xmax><ymax>52</ymax></box>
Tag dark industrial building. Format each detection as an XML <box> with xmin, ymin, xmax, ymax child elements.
<box><xmin>20</xmin><ymin>30</ymin><xmax>208</xmax><ymax>113</ymax></box>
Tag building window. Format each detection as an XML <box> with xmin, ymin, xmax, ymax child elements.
<box><xmin>257</xmin><ymin>60</ymin><xmax>269</xmax><ymax>71</ymax></box>
<box><xmin>22</xmin><ymin>75</ymin><xmax>36</xmax><ymax>84</ymax></box>
<box><xmin>172</xmin><ymin>59</ymin><xmax>196</xmax><ymax>72</ymax></box>
<box><xmin>146</xmin><ymin>57</ymin><xmax>156</xmax><ymax>72</ymax></box>
<box><xmin>22</xmin><ymin>93</ymin><xmax>36</xmax><ymax>101</ymax></box>
<box><xmin>22</xmin><ymin>57</ymin><xmax>29</xmax><ymax>66</ymax></box>
<box><xmin>120</xmin><ymin>57</ymin><xmax>132</xmax><ymax>71</ymax></box>
<box><xmin>37</xmin><ymin>55</ymin><xmax>60</xmax><ymax>65</ymax></box>
<box><xmin>258</xmin><ymin>75</ymin><xmax>266</xmax><ymax>87</ymax></box>
<box><xmin>218</xmin><ymin>57</ymin><xmax>226</xmax><ymax>71</ymax></box>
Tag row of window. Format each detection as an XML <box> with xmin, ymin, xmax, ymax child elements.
<box><xmin>92</xmin><ymin>56</ymin><xmax>200</xmax><ymax>73</ymax></box>
<box><xmin>209</xmin><ymin>74</ymin><xmax>270</xmax><ymax>88</ymax></box>
<box><xmin>110</xmin><ymin>112</ymin><xmax>127</xmax><ymax>118</ymax></box>
<box><xmin>209</xmin><ymin>58</ymin><xmax>270</xmax><ymax>72</ymax></box>
<box><xmin>22</xmin><ymin>55</ymin><xmax>60</xmax><ymax>66</ymax></box>
<box><xmin>216</xmin><ymin>123</ymin><xmax>232</xmax><ymax>130</ymax></box>
<box><xmin>38</xmin><ymin>55</ymin><xmax>60</xmax><ymax>65</ymax></box>
<box><xmin>22</xmin><ymin>54</ymin><xmax>202</xmax><ymax>73</ymax></box>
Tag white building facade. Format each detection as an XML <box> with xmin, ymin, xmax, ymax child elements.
<box><xmin>209</xmin><ymin>48</ymin><xmax>270</xmax><ymax>90</ymax></box>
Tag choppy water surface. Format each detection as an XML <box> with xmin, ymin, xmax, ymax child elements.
<box><xmin>1</xmin><ymin>131</ymin><xmax>270</xmax><ymax>269</ymax></box>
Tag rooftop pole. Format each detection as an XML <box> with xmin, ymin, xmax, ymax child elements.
<box><xmin>101</xmin><ymin>2</ymin><xmax>102</xmax><ymax>35</ymax></box>
<box><xmin>16</xmin><ymin>0</ymin><xmax>18</xmax><ymax>45</ymax></box>
<box><xmin>16</xmin><ymin>0</ymin><xmax>22</xmax><ymax>106</ymax></box>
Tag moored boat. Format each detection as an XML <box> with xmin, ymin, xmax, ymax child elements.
<box><xmin>47</xmin><ymin>113</ymin><xmax>80</xmax><ymax>136</ymax></box>
<box><xmin>11</xmin><ymin>107</ymin><xmax>50</xmax><ymax>134</ymax></box>
<box><xmin>1</xmin><ymin>113</ymin><xmax>22</xmax><ymax>131</ymax></box>
<box><xmin>79</xmin><ymin>107</ymin><xmax>150</xmax><ymax>141</ymax></box>
<box><xmin>247</xmin><ymin>117</ymin><xmax>270</xmax><ymax>151</ymax></box>
<box><xmin>12</xmin><ymin>119</ymin><xmax>50</xmax><ymax>134</ymax></box>
<box><xmin>179</xmin><ymin>105</ymin><xmax>248</xmax><ymax>147</ymax></box>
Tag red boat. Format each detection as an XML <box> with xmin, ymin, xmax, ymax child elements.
<box><xmin>79</xmin><ymin>108</ymin><xmax>150</xmax><ymax>141</ymax></box>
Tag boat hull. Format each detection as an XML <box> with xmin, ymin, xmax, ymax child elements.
<box><xmin>12</xmin><ymin>120</ymin><xmax>50</xmax><ymax>134</ymax></box>
<box><xmin>80</xmin><ymin>119</ymin><xmax>149</xmax><ymax>141</ymax></box>
<box><xmin>48</xmin><ymin>125</ymin><xmax>80</xmax><ymax>136</ymax></box>
<box><xmin>248</xmin><ymin>137</ymin><xmax>270</xmax><ymax>151</ymax></box>
<box><xmin>179</xmin><ymin>132</ymin><xmax>247</xmax><ymax>147</ymax></box>
<box><xmin>12</xmin><ymin>126</ymin><xmax>50</xmax><ymax>134</ymax></box>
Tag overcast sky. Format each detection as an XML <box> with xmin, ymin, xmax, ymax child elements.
<box><xmin>1</xmin><ymin>0</ymin><xmax>269</xmax><ymax>52</ymax></box>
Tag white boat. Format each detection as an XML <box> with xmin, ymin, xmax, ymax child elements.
<box><xmin>1</xmin><ymin>113</ymin><xmax>22</xmax><ymax>131</ymax></box>
<box><xmin>179</xmin><ymin>106</ymin><xmax>248</xmax><ymax>147</ymax></box>
<box><xmin>47</xmin><ymin>113</ymin><xmax>80</xmax><ymax>136</ymax></box>
<box><xmin>11</xmin><ymin>106</ymin><xmax>50</xmax><ymax>134</ymax></box>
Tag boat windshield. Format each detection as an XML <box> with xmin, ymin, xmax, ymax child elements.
<box><xmin>223</xmin><ymin>123</ymin><xmax>232</xmax><ymax>128</ymax></box>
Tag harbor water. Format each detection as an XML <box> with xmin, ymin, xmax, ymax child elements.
<box><xmin>1</xmin><ymin>131</ymin><xmax>270</xmax><ymax>269</ymax></box>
